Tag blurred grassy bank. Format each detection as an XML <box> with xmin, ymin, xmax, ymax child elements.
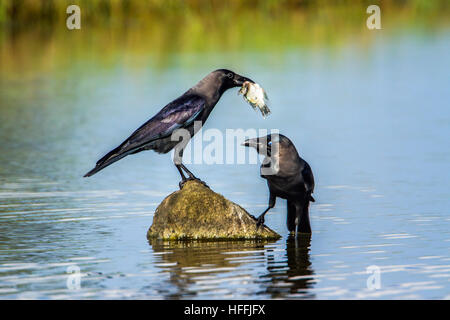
<box><xmin>0</xmin><ymin>0</ymin><xmax>449</xmax><ymax>75</ymax></box>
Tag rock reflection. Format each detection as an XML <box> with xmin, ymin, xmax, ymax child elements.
<box><xmin>148</xmin><ymin>236</ymin><xmax>315</xmax><ymax>299</ymax></box>
<box><xmin>148</xmin><ymin>240</ymin><xmax>274</xmax><ymax>299</ymax></box>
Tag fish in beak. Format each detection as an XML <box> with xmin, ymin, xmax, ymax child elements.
<box><xmin>233</xmin><ymin>74</ymin><xmax>255</xmax><ymax>87</ymax></box>
<box><xmin>238</xmin><ymin>81</ymin><xmax>271</xmax><ymax>118</ymax></box>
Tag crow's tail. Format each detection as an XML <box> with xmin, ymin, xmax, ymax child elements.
<box><xmin>83</xmin><ymin>145</ymin><xmax>129</xmax><ymax>177</ymax></box>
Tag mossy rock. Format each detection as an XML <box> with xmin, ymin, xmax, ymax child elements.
<box><xmin>147</xmin><ymin>180</ymin><xmax>281</xmax><ymax>240</ymax></box>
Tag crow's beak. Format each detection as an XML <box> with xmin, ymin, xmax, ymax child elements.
<box><xmin>241</xmin><ymin>138</ymin><xmax>260</xmax><ymax>149</ymax></box>
<box><xmin>233</xmin><ymin>74</ymin><xmax>255</xmax><ymax>87</ymax></box>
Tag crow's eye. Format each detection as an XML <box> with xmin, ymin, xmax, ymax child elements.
<box><xmin>227</xmin><ymin>73</ymin><xmax>233</xmax><ymax>79</ymax></box>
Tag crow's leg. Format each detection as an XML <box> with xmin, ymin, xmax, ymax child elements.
<box><xmin>294</xmin><ymin>196</ymin><xmax>312</xmax><ymax>235</ymax></box>
<box><xmin>176</xmin><ymin>163</ymin><xmax>207</xmax><ymax>189</ymax></box>
<box><xmin>173</xmin><ymin>139</ymin><xmax>209</xmax><ymax>189</ymax></box>
<box><xmin>294</xmin><ymin>201</ymin><xmax>302</xmax><ymax>237</ymax></box>
<box><xmin>174</xmin><ymin>142</ymin><xmax>190</xmax><ymax>189</ymax></box>
<box><xmin>256</xmin><ymin>192</ymin><xmax>276</xmax><ymax>228</ymax></box>
<box><xmin>179</xmin><ymin>163</ymin><xmax>209</xmax><ymax>188</ymax></box>
<box><xmin>286</xmin><ymin>200</ymin><xmax>297</xmax><ymax>234</ymax></box>
<box><xmin>179</xmin><ymin>163</ymin><xmax>197</xmax><ymax>179</ymax></box>
<box><xmin>175</xmin><ymin>164</ymin><xmax>188</xmax><ymax>189</ymax></box>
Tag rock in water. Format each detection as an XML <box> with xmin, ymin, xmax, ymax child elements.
<box><xmin>147</xmin><ymin>180</ymin><xmax>281</xmax><ymax>240</ymax></box>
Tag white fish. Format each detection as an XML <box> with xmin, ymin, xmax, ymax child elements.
<box><xmin>238</xmin><ymin>81</ymin><xmax>271</xmax><ymax>118</ymax></box>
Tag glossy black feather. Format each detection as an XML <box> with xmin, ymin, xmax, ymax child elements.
<box><xmin>84</xmin><ymin>94</ymin><xmax>205</xmax><ymax>177</ymax></box>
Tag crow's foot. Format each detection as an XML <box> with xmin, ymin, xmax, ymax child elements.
<box><xmin>179</xmin><ymin>177</ymin><xmax>209</xmax><ymax>189</ymax></box>
<box><xmin>256</xmin><ymin>215</ymin><xmax>265</xmax><ymax>229</ymax></box>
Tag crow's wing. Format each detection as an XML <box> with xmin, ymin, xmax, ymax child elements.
<box><xmin>301</xmin><ymin>161</ymin><xmax>315</xmax><ymax>201</ymax></box>
<box><xmin>84</xmin><ymin>94</ymin><xmax>205</xmax><ymax>177</ymax></box>
<box><xmin>125</xmin><ymin>94</ymin><xmax>205</xmax><ymax>146</ymax></box>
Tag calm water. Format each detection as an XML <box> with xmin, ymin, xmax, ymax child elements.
<box><xmin>0</xmin><ymin>34</ymin><xmax>449</xmax><ymax>299</ymax></box>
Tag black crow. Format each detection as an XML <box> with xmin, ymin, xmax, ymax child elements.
<box><xmin>243</xmin><ymin>134</ymin><xmax>315</xmax><ymax>234</ymax></box>
<box><xmin>84</xmin><ymin>69</ymin><xmax>254</xmax><ymax>188</ymax></box>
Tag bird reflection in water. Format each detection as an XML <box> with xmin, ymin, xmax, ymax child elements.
<box><xmin>261</xmin><ymin>234</ymin><xmax>315</xmax><ymax>298</ymax></box>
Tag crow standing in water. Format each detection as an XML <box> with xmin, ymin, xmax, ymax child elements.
<box><xmin>243</xmin><ymin>134</ymin><xmax>315</xmax><ymax>234</ymax></box>
<box><xmin>84</xmin><ymin>69</ymin><xmax>254</xmax><ymax>187</ymax></box>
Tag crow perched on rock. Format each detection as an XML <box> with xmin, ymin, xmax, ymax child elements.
<box><xmin>84</xmin><ymin>69</ymin><xmax>254</xmax><ymax>188</ymax></box>
<box><xmin>243</xmin><ymin>134</ymin><xmax>315</xmax><ymax>234</ymax></box>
